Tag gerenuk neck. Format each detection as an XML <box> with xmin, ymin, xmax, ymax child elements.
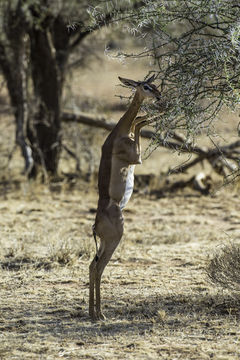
<box><xmin>116</xmin><ymin>90</ymin><xmax>144</xmax><ymax>134</ymax></box>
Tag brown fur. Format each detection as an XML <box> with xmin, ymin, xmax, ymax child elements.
<box><xmin>89</xmin><ymin>77</ymin><xmax>161</xmax><ymax>320</ymax></box>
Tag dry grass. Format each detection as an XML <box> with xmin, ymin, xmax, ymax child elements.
<box><xmin>0</xmin><ymin>184</ymin><xmax>240</xmax><ymax>359</ymax></box>
<box><xmin>1</xmin><ymin>45</ymin><xmax>240</xmax><ymax>359</ymax></box>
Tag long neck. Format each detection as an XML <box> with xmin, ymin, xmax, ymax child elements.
<box><xmin>116</xmin><ymin>90</ymin><xmax>144</xmax><ymax>133</ymax></box>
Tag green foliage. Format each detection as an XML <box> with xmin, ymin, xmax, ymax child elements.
<box><xmin>102</xmin><ymin>0</ymin><xmax>240</xmax><ymax>145</ymax></box>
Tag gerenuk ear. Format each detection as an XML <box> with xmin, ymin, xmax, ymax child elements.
<box><xmin>146</xmin><ymin>74</ymin><xmax>156</xmax><ymax>84</ymax></box>
<box><xmin>118</xmin><ymin>76</ymin><xmax>139</xmax><ymax>88</ymax></box>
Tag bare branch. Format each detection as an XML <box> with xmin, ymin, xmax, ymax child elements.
<box><xmin>61</xmin><ymin>111</ymin><xmax>240</xmax><ymax>177</ymax></box>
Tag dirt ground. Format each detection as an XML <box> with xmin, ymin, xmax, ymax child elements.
<box><xmin>0</xmin><ymin>44</ymin><xmax>240</xmax><ymax>359</ymax></box>
<box><xmin>0</xmin><ymin>183</ymin><xmax>240</xmax><ymax>359</ymax></box>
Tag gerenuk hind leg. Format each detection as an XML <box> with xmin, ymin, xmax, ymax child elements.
<box><xmin>89</xmin><ymin>214</ymin><xmax>123</xmax><ymax>320</ymax></box>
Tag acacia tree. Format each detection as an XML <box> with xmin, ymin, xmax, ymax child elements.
<box><xmin>0</xmin><ymin>0</ymin><xmax>142</xmax><ymax>178</ymax></box>
<box><xmin>117</xmin><ymin>0</ymin><xmax>240</xmax><ymax>142</ymax></box>
<box><xmin>83</xmin><ymin>0</ymin><xmax>239</xmax><ymax>179</ymax></box>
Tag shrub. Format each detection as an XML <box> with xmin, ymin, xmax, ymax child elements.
<box><xmin>207</xmin><ymin>243</ymin><xmax>240</xmax><ymax>292</ymax></box>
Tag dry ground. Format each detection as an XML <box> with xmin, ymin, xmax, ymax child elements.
<box><xmin>0</xmin><ymin>40</ymin><xmax>240</xmax><ymax>359</ymax></box>
<box><xmin>0</xmin><ymin>184</ymin><xmax>240</xmax><ymax>359</ymax></box>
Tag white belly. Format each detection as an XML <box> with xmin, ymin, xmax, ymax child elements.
<box><xmin>119</xmin><ymin>165</ymin><xmax>135</xmax><ymax>210</ymax></box>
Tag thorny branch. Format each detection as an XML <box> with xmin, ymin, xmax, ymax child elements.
<box><xmin>110</xmin><ymin>0</ymin><xmax>240</xmax><ymax>155</ymax></box>
<box><xmin>62</xmin><ymin>111</ymin><xmax>240</xmax><ymax>179</ymax></box>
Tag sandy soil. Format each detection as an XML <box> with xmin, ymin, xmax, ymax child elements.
<box><xmin>0</xmin><ymin>181</ymin><xmax>239</xmax><ymax>359</ymax></box>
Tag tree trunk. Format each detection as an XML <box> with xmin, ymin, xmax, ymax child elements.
<box><xmin>0</xmin><ymin>6</ymin><xmax>33</xmax><ymax>174</ymax></box>
<box><xmin>27</xmin><ymin>27</ymin><xmax>61</xmax><ymax>178</ymax></box>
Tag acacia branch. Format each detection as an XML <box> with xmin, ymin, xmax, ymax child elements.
<box><xmin>61</xmin><ymin>111</ymin><xmax>240</xmax><ymax>176</ymax></box>
<box><xmin>69</xmin><ymin>1</ymin><xmax>145</xmax><ymax>51</ymax></box>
